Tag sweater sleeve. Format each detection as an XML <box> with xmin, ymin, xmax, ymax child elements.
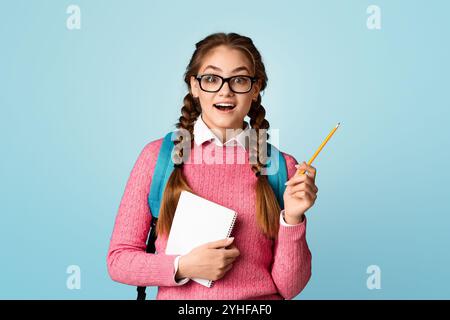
<box><xmin>270</xmin><ymin>153</ymin><xmax>312</xmax><ymax>299</ymax></box>
<box><xmin>106</xmin><ymin>139</ymin><xmax>184</xmax><ymax>287</ymax></box>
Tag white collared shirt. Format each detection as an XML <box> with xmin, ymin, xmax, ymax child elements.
<box><xmin>193</xmin><ymin>114</ymin><xmax>250</xmax><ymax>150</ymax></box>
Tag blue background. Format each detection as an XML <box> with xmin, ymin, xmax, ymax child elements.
<box><xmin>1</xmin><ymin>0</ymin><xmax>449</xmax><ymax>299</ymax></box>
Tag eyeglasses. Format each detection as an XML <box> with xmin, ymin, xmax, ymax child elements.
<box><xmin>195</xmin><ymin>74</ymin><xmax>257</xmax><ymax>94</ymax></box>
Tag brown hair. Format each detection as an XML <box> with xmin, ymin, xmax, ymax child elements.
<box><xmin>156</xmin><ymin>32</ymin><xmax>281</xmax><ymax>239</ymax></box>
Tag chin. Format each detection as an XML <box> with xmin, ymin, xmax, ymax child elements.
<box><xmin>210</xmin><ymin>118</ymin><xmax>235</xmax><ymax>128</ymax></box>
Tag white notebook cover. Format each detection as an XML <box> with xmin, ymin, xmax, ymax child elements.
<box><xmin>165</xmin><ymin>190</ymin><xmax>237</xmax><ymax>287</ymax></box>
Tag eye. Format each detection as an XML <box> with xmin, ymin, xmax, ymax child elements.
<box><xmin>204</xmin><ymin>75</ymin><xmax>219</xmax><ymax>83</ymax></box>
<box><xmin>233</xmin><ymin>77</ymin><xmax>249</xmax><ymax>84</ymax></box>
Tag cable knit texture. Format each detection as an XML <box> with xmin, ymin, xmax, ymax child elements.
<box><xmin>107</xmin><ymin>137</ymin><xmax>312</xmax><ymax>300</ymax></box>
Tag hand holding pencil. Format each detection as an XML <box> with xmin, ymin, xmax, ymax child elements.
<box><xmin>282</xmin><ymin>122</ymin><xmax>340</xmax><ymax>224</ymax></box>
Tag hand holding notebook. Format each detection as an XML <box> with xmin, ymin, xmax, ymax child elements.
<box><xmin>165</xmin><ymin>190</ymin><xmax>238</xmax><ymax>287</ymax></box>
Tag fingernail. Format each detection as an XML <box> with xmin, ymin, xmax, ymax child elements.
<box><xmin>284</xmin><ymin>181</ymin><xmax>289</xmax><ymax>185</ymax></box>
<box><xmin>228</xmin><ymin>237</ymin><xmax>234</xmax><ymax>243</ymax></box>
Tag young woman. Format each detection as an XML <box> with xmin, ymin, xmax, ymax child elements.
<box><xmin>107</xmin><ymin>32</ymin><xmax>318</xmax><ymax>300</ymax></box>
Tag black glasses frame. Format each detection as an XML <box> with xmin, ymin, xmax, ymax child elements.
<box><xmin>195</xmin><ymin>74</ymin><xmax>257</xmax><ymax>93</ymax></box>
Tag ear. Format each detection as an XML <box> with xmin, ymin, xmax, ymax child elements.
<box><xmin>190</xmin><ymin>76</ymin><xmax>199</xmax><ymax>98</ymax></box>
<box><xmin>252</xmin><ymin>79</ymin><xmax>262</xmax><ymax>101</ymax></box>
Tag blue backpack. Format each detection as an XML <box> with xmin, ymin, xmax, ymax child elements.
<box><xmin>136</xmin><ymin>131</ymin><xmax>288</xmax><ymax>300</ymax></box>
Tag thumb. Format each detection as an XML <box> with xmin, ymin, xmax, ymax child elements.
<box><xmin>206</xmin><ymin>237</ymin><xmax>234</xmax><ymax>249</ymax></box>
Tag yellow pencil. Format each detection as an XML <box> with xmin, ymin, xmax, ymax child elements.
<box><xmin>297</xmin><ymin>122</ymin><xmax>341</xmax><ymax>175</ymax></box>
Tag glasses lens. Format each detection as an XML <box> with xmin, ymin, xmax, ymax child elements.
<box><xmin>200</xmin><ymin>75</ymin><xmax>222</xmax><ymax>92</ymax></box>
<box><xmin>230</xmin><ymin>76</ymin><xmax>252</xmax><ymax>93</ymax></box>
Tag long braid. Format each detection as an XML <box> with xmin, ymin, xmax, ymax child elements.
<box><xmin>248</xmin><ymin>95</ymin><xmax>270</xmax><ymax>174</ymax></box>
<box><xmin>176</xmin><ymin>94</ymin><xmax>201</xmax><ymax>137</ymax></box>
<box><xmin>155</xmin><ymin>93</ymin><xmax>199</xmax><ymax>236</ymax></box>
<box><xmin>248</xmin><ymin>95</ymin><xmax>281</xmax><ymax>239</ymax></box>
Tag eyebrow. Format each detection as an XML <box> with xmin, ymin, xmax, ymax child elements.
<box><xmin>202</xmin><ymin>65</ymin><xmax>251</xmax><ymax>74</ymax></box>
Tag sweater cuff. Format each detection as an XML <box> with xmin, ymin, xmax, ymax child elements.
<box><xmin>280</xmin><ymin>210</ymin><xmax>304</xmax><ymax>227</ymax></box>
<box><xmin>149</xmin><ymin>253</ymin><xmax>185</xmax><ymax>286</ymax></box>
<box><xmin>173</xmin><ymin>256</ymin><xmax>190</xmax><ymax>285</ymax></box>
<box><xmin>278</xmin><ymin>210</ymin><xmax>307</xmax><ymax>242</ymax></box>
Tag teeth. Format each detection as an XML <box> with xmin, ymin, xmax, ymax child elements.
<box><xmin>215</xmin><ymin>103</ymin><xmax>235</xmax><ymax>107</ymax></box>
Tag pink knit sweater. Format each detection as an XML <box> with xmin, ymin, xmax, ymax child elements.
<box><xmin>107</xmin><ymin>138</ymin><xmax>312</xmax><ymax>300</ymax></box>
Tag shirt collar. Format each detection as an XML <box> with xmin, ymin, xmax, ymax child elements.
<box><xmin>193</xmin><ymin>114</ymin><xmax>250</xmax><ymax>150</ymax></box>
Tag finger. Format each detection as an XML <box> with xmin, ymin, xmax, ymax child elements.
<box><xmin>295</xmin><ymin>163</ymin><xmax>316</xmax><ymax>180</ymax></box>
<box><xmin>289</xmin><ymin>178</ymin><xmax>318</xmax><ymax>192</ymax></box>
<box><xmin>285</xmin><ymin>172</ymin><xmax>308</xmax><ymax>186</ymax></box>
<box><xmin>291</xmin><ymin>190</ymin><xmax>317</xmax><ymax>202</ymax></box>
<box><xmin>206</xmin><ymin>237</ymin><xmax>234</xmax><ymax>249</ymax></box>
<box><xmin>286</xmin><ymin>174</ymin><xmax>317</xmax><ymax>192</ymax></box>
<box><xmin>223</xmin><ymin>263</ymin><xmax>233</xmax><ymax>273</ymax></box>
<box><xmin>224</xmin><ymin>257</ymin><xmax>237</xmax><ymax>265</ymax></box>
<box><xmin>295</xmin><ymin>162</ymin><xmax>317</xmax><ymax>180</ymax></box>
<box><xmin>224</xmin><ymin>248</ymin><xmax>240</xmax><ymax>259</ymax></box>
<box><xmin>288</xmin><ymin>182</ymin><xmax>318</xmax><ymax>195</ymax></box>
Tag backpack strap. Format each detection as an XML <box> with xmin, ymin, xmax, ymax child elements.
<box><xmin>266</xmin><ymin>143</ymin><xmax>288</xmax><ymax>210</ymax></box>
<box><xmin>138</xmin><ymin>132</ymin><xmax>176</xmax><ymax>300</ymax></box>
<box><xmin>148</xmin><ymin>131</ymin><xmax>176</xmax><ymax>219</ymax></box>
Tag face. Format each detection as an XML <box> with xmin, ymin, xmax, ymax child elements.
<box><xmin>190</xmin><ymin>45</ymin><xmax>261</xmax><ymax>137</ymax></box>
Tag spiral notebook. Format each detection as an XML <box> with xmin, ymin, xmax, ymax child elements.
<box><xmin>165</xmin><ymin>190</ymin><xmax>237</xmax><ymax>288</ymax></box>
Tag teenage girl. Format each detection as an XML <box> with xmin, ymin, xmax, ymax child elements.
<box><xmin>107</xmin><ymin>32</ymin><xmax>318</xmax><ymax>300</ymax></box>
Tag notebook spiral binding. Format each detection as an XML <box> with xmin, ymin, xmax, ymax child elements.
<box><xmin>227</xmin><ymin>212</ymin><xmax>237</xmax><ymax>238</ymax></box>
<box><xmin>208</xmin><ymin>212</ymin><xmax>238</xmax><ymax>288</ymax></box>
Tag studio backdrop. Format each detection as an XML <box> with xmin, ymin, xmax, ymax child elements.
<box><xmin>1</xmin><ymin>0</ymin><xmax>449</xmax><ymax>299</ymax></box>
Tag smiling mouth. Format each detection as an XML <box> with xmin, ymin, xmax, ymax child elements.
<box><xmin>213</xmin><ymin>103</ymin><xmax>236</xmax><ymax>111</ymax></box>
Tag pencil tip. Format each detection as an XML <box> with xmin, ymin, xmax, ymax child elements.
<box><xmin>336</xmin><ymin>122</ymin><xmax>340</xmax><ymax>127</ymax></box>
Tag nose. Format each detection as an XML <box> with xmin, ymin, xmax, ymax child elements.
<box><xmin>218</xmin><ymin>80</ymin><xmax>234</xmax><ymax>96</ymax></box>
